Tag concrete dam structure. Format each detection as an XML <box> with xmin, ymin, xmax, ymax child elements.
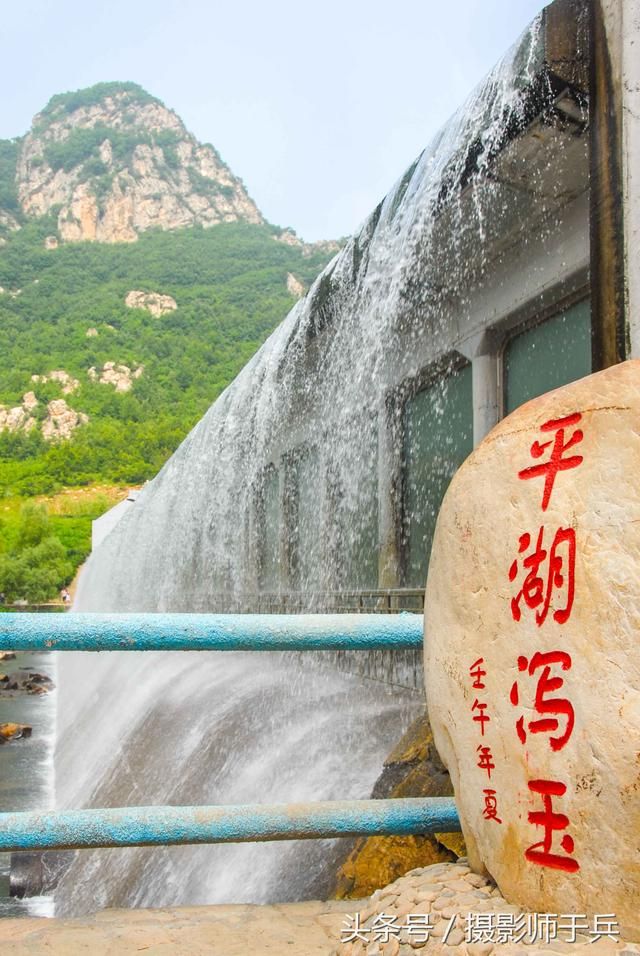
<box><xmin>51</xmin><ymin>0</ymin><xmax>640</xmax><ymax>918</ymax></box>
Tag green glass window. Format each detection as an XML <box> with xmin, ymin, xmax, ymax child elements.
<box><xmin>259</xmin><ymin>466</ymin><xmax>280</xmax><ymax>591</ymax></box>
<box><xmin>404</xmin><ymin>363</ymin><xmax>473</xmax><ymax>587</ymax></box>
<box><xmin>504</xmin><ymin>299</ymin><xmax>591</xmax><ymax>414</ymax></box>
<box><xmin>342</xmin><ymin>419</ymin><xmax>379</xmax><ymax>589</ymax></box>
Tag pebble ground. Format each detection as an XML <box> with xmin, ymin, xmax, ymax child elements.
<box><xmin>331</xmin><ymin>859</ymin><xmax>640</xmax><ymax>956</ymax></box>
<box><xmin>0</xmin><ymin>860</ymin><xmax>637</xmax><ymax>954</ymax></box>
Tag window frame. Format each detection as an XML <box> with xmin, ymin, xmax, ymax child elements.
<box><xmin>497</xmin><ymin>288</ymin><xmax>591</xmax><ymax>420</ymax></box>
<box><xmin>391</xmin><ymin>351</ymin><xmax>472</xmax><ymax>586</ymax></box>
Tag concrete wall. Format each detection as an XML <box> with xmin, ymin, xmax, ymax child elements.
<box><xmin>594</xmin><ymin>0</ymin><xmax>640</xmax><ymax>359</ymax></box>
<box><xmin>619</xmin><ymin>1</ymin><xmax>640</xmax><ymax>355</ymax></box>
<box><xmin>92</xmin><ymin>492</ymin><xmax>139</xmax><ymax>550</ymax></box>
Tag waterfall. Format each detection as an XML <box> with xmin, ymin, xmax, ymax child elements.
<box><xmin>56</xmin><ymin>18</ymin><xmax>548</xmax><ymax>916</ymax></box>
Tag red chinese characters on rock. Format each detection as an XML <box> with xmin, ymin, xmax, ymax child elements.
<box><xmin>472</xmin><ymin>699</ymin><xmax>490</xmax><ymax>736</ymax></box>
<box><xmin>468</xmin><ymin>658</ymin><xmax>502</xmax><ymax>825</ymax></box>
<box><xmin>510</xmin><ymin>652</ymin><xmax>575</xmax><ymax>752</ymax></box>
<box><xmin>477</xmin><ymin>745</ymin><xmax>496</xmax><ymax>778</ymax></box>
<box><xmin>506</xmin><ymin>411</ymin><xmax>585</xmax><ymax>875</ymax></box>
<box><xmin>525</xmin><ymin>780</ymin><xmax>579</xmax><ymax>873</ymax></box>
<box><xmin>469</xmin><ymin>658</ymin><xmax>486</xmax><ymax>689</ymax></box>
<box><xmin>509</xmin><ymin>526</ymin><xmax>576</xmax><ymax>626</ymax></box>
<box><xmin>517</xmin><ymin>413</ymin><xmax>584</xmax><ymax>512</ymax></box>
<box><xmin>483</xmin><ymin>789</ymin><xmax>502</xmax><ymax>825</ymax></box>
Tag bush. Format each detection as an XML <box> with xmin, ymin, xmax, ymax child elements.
<box><xmin>16</xmin><ymin>501</ymin><xmax>51</xmax><ymax>548</ymax></box>
<box><xmin>0</xmin><ymin>139</ymin><xmax>21</xmax><ymax>216</ymax></box>
<box><xmin>0</xmin><ymin>504</ymin><xmax>73</xmax><ymax>602</ymax></box>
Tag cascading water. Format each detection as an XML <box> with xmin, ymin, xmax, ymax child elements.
<box><xmin>0</xmin><ymin>649</ymin><xmax>57</xmax><ymax>917</ymax></box>
<box><xmin>55</xmin><ymin>651</ymin><xmax>419</xmax><ymax>912</ymax></box>
<box><xmin>56</xmin><ymin>18</ymin><xmax>552</xmax><ymax>916</ymax></box>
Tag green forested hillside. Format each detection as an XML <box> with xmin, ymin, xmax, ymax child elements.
<box><xmin>0</xmin><ymin>81</ymin><xmax>338</xmax><ymax>601</ymax></box>
<box><xmin>0</xmin><ymin>217</ymin><xmax>331</xmax><ymax>497</ymax></box>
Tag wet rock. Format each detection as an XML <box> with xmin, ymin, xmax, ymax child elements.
<box><xmin>25</xmin><ymin>672</ymin><xmax>53</xmax><ymax>685</ymax></box>
<box><xmin>331</xmin><ymin>711</ymin><xmax>462</xmax><ymax>899</ymax></box>
<box><xmin>0</xmin><ymin>651</ymin><xmax>16</xmax><ymax>661</ymax></box>
<box><xmin>0</xmin><ymin>680</ymin><xmax>19</xmax><ymax>692</ymax></box>
<box><xmin>0</xmin><ymin>668</ymin><xmax>54</xmax><ymax>696</ymax></box>
<box><xmin>25</xmin><ymin>683</ymin><xmax>49</xmax><ymax>695</ymax></box>
<box><xmin>0</xmin><ymin>723</ymin><xmax>32</xmax><ymax>742</ymax></box>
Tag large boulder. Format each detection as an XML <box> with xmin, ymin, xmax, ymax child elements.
<box><xmin>425</xmin><ymin>360</ymin><xmax>640</xmax><ymax>940</ymax></box>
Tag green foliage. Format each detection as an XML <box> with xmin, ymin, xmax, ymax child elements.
<box><xmin>38</xmin><ymin>83</ymin><xmax>161</xmax><ymax>124</ymax></box>
<box><xmin>0</xmin><ymin>221</ymin><xmax>335</xmax><ymax>497</ymax></box>
<box><xmin>0</xmin><ymin>116</ymin><xmax>338</xmax><ymax>596</ymax></box>
<box><xmin>154</xmin><ymin>130</ymin><xmax>181</xmax><ymax>149</ymax></box>
<box><xmin>0</xmin><ymin>139</ymin><xmax>21</xmax><ymax>217</ymax></box>
<box><xmin>0</xmin><ymin>503</ymin><xmax>73</xmax><ymax>602</ymax></box>
<box><xmin>41</xmin><ymin>122</ymin><xmax>206</xmax><ymax>185</ymax></box>
<box><xmin>89</xmin><ymin>172</ymin><xmax>115</xmax><ymax>202</ymax></box>
<box><xmin>44</xmin><ymin>127</ymin><xmax>108</xmax><ymax>172</ymax></box>
<box><xmin>16</xmin><ymin>501</ymin><xmax>51</xmax><ymax>548</ymax></box>
<box><xmin>0</xmin><ymin>491</ymin><xmax>118</xmax><ymax>601</ymax></box>
<box><xmin>187</xmin><ymin>167</ymin><xmax>234</xmax><ymax>199</ymax></box>
<box><xmin>163</xmin><ymin>144</ymin><xmax>181</xmax><ymax>170</ymax></box>
<box><xmin>82</xmin><ymin>156</ymin><xmax>109</xmax><ymax>179</ymax></box>
<box><xmin>44</xmin><ymin>125</ymin><xmax>148</xmax><ymax>172</ymax></box>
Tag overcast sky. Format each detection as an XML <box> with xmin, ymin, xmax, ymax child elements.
<box><xmin>2</xmin><ymin>0</ymin><xmax>544</xmax><ymax>241</ymax></box>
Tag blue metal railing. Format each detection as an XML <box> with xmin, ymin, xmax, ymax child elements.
<box><xmin>0</xmin><ymin>612</ymin><xmax>423</xmax><ymax>652</ymax></box>
<box><xmin>0</xmin><ymin>612</ymin><xmax>460</xmax><ymax>853</ymax></box>
<box><xmin>0</xmin><ymin>799</ymin><xmax>459</xmax><ymax>853</ymax></box>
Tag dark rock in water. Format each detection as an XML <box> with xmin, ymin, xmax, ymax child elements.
<box><xmin>1</xmin><ymin>670</ymin><xmax>56</xmax><ymax>695</ymax></box>
<box><xmin>10</xmin><ymin>850</ymin><xmax>74</xmax><ymax>899</ymax></box>
<box><xmin>0</xmin><ymin>722</ymin><xmax>33</xmax><ymax>742</ymax></box>
<box><xmin>25</xmin><ymin>683</ymin><xmax>49</xmax><ymax>695</ymax></box>
<box><xmin>26</xmin><ymin>672</ymin><xmax>53</xmax><ymax>685</ymax></box>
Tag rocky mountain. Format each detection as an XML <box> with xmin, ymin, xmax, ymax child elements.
<box><xmin>2</xmin><ymin>82</ymin><xmax>264</xmax><ymax>243</ymax></box>
<box><xmin>0</xmin><ymin>82</ymin><xmax>342</xmax><ymax>602</ymax></box>
<box><xmin>0</xmin><ymin>83</ymin><xmax>342</xmax><ymax>500</ymax></box>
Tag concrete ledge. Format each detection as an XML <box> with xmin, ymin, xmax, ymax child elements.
<box><xmin>0</xmin><ymin>899</ymin><xmax>354</xmax><ymax>955</ymax></box>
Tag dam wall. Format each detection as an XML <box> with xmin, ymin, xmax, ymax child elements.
<box><xmin>54</xmin><ymin>0</ymin><xmax>634</xmax><ymax>916</ymax></box>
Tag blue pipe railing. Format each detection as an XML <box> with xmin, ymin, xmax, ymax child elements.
<box><xmin>0</xmin><ymin>612</ymin><xmax>462</xmax><ymax>856</ymax></box>
<box><xmin>0</xmin><ymin>798</ymin><xmax>459</xmax><ymax>852</ymax></box>
<box><xmin>0</xmin><ymin>612</ymin><xmax>423</xmax><ymax>652</ymax></box>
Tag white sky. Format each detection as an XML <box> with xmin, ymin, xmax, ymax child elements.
<box><xmin>1</xmin><ymin>0</ymin><xmax>545</xmax><ymax>240</ymax></box>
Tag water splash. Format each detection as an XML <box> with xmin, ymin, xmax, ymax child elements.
<box><xmin>56</xmin><ymin>18</ymin><xmax>553</xmax><ymax>915</ymax></box>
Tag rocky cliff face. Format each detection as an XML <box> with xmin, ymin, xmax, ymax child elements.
<box><xmin>13</xmin><ymin>83</ymin><xmax>263</xmax><ymax>242</ymax></box>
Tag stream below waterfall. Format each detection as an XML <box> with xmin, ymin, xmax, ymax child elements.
<box><xmin>53</xmin><ymin>648</ymin><xmax>421</xmax><ymax>916</ymax></box>
<box><xmin>0</xmin><ymin>649</ymin><xmax>56</xmax><ymax>918</ymax></box>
